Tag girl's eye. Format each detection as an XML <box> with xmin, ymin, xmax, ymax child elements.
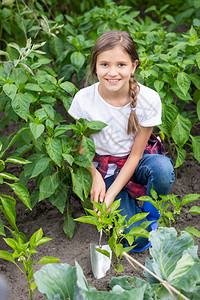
<box><xmin>101</xmin><ymin>63</ymin><xmax>108</xmax><ymax>66</ymax></box>
<box><xmin>119</xmin><ymin>63</ymin><xmax>125</xmax><ymax>67</ymax></box>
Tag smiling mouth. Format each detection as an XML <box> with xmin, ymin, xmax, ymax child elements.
<box><xmin>106</xmin><ymin>79</ymin><xmax>121</xmax><ymax>83</ymax></box>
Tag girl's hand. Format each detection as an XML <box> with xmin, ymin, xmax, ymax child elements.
<box><xmin>104</xmin><ymin>193</ymin><xmax>115</xmax><ymax>212</ymax></box>
<box><xmin>90</xmin><ymin>168</ymin><xmax>106</xmax><ymax>211</ymax></box>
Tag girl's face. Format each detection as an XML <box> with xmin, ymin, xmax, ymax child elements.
<box><xmin>96</xmin><ymin>45</ymin><xmax>137</xmax><ymax>97</ymax></box>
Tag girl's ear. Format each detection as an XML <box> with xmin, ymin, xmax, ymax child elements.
<box><xmin>131</xmin><ymin>62</ymin><xmax>138</xmax><ymax>74</ymax></box>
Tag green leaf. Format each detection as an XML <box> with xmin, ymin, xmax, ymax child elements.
<box><xmin>74</xmin><ymin>154</ymin><xmax>92</xmax><ymax>168</ymax></box>
<box><xmin>0</xmin><ymin>250</ymin><xmax>15</xmax><ymax>263</ymax></box>
<box><xmin>95</xmin><ymin>248</ymin><xmax>111</xmax><ymax>259</ymax></box>
<box><xmin>6</xmin><ymin>182</ymin><xmax>31</xmax><ymax>210</ymax></box>
<box><xmin>12</xmin><ymin>92</ymin><xmax>31</xmax><ymax>121</ymax></box>
<box><xmin>39</xmin><ymin>173</ymin><xmax>59</xmax><ymax>201</ymax></box>
<box><xmin>127</xmin><ymin>213</ymin><xmax>149</xmax><ymax>227</ymax></box>
<box><xmin>197</xmin><ymin>99</ymin><xmax>200</xmax><ymax>120</ymax></box>
<box><xmin>171</xmin><ymin>85</ymin><xmax>192</xmax><ymax>101</ymax></box>
<box><xmin>127</xmin><ymin>227</ymin><xmax>149</xmax><ymax>239</ymax></box>
<box><xmin>190</xmin><ymin>135</ymin><xmax>200</xmax><ymax>163</ymax></box>
<box><xmin>63</xmin><ymin>213</ymin><xmax>75</xmax><ymax>239</ymax></box>
<box><xmin>3</xmin><ymin>127</ymin><xmax>28</xmax><ymax>154</ymax></box>
<box><xmin>168</xmin><ymin>253</ymin><xmax>195</xmax><ymax>283</ymax></box>
<box><xmin>172</xmin><ymin>262</ymin><xmax>200</xmax><ymax>296</ymax></box>
<box><xmin>0</xmin><ymin>160</ymin><xmax>4</xmax><ymax>172</ymax></box>
<box><xmin>165</xmin><ymin>14</ymin><xmax>176</xmax><ymax>23</ymax></box>
<box><xmin>77</xmin><ymin>167</ymin><xmax>92</xmax><ymax>198</ymax></box>
<box><xmin>25</xmin><ymin>83</ymin><xmax>42</xmax><ymax>92</ymax></box>
<box><xmin>187</xmin><ymin>206</ymin><xmax>200</xmax><ymax>214</ymax></box>
<box><xmin>3</xmin><ymin>83</ymin><xmax>17</xmax><ymax>100</ymax></box>
<box><xmin>34</xmin><ymin>263</ymin><xmax>84</xmax><ymax>300</ymax></box>
<box><xmin>60</xmin><ymin>81</ymin><xmax>78</xmax><ymax>97</ymax></box>
<box><xmin>70</xmin><ymin>51</ymin><xmax>85</xmax><ymax>72</ymax></box>
<box><xmin>75</xmin><ymin>216</ymin><xmax>98</xmax><ymax>226</ymax></box>
<box><xmin>189</xmin><ymin>74</ymin><xmax>200</xmax><ymax>89</ymax></box>
<box><xmin>177</xmin><ymin>72</ymin><xmax>191</xmax><ymax>96</ymax></box>
<box><xmin>195</xmin><ymin>52</ymin><xmax>200</xmax><ymax>69</ymax></box>
<box><xmin>37</xmin><ymin>256</ymin><xmax>60</xmax><ymax>264</ymax></box>
<box><xmin>174</xmin><ymin>147</ymin><xmax>186</xmax><ymax>168</ymax></box>
<box><xmin>182</xmin><ymin>194</ymin><xmax>200</xmax><ymax>205</ymax></box>
<box><xmin>159</xmin><ymin>103</ymin><xmax>178</xmax><ymax>136</ymax></box>
<box><xmin>0</xmin><ymin>194</ymin><xmax>17</xmax><ymax>230</ymax></box>
<box><xmin>85</xmin><ymin>120</ymin><xmax>108</xmax><ymax>135</ymax></box>
<box><xmin>30</xmin><ymin>122</ymin><xmax>45</xmax><ymax>139</ymax></box>
<box><xmin>49</xmin><ymin>181</ymin><xmax>70</xmax><ymax>213</ymax></box>
<box><xmin>45</xmin><ymin>137</ymin><xmax>62</xmax><ymax>167</ymax></box>
<box><xmin>185</xmin><ymin>227</ymin><xmax>200</xmax><ymax>238</ymax></box>
<box><xmin>172</xmin><ymin>114</ymin><xmax>192</xmax><ymax>148</ymax></box>
<box><xmin>42</xmin><ymin>104</ymin><xmax>54</xmax><ymax>120</ymax></box>
<box><xmin>150</xmin><ymin>188</ymin><xmax>158</xmax><ymax>200</ymax></box>
<box><xmin>0</xmin><ymin>219</ymin><xmax>5</xmax><ymax>236</ymax></box>
<box><xmin>154</xmin><ymin>80</ymin><xmax>164</xmax><ymax>93</ymax></box>
<box><xmin>0</xmin><ymin>172</ymin><xmax>18</xmax><ymax>181</ymax></box>
<box><xmin>5</xmin><ymin>157</ymin><xmax>30</xmax><ymax>165</ymax></box>
<box><xmin>70</xmin><ymin>169</ymin><xmax>83</xmax><ymax>200</ymax></box>
<box><xmin>62</xmin><ymin>154</ymin><xmax>74</xmax><ymax>166</ymax></box>
<box><xmin>146</xmin><ymin>228</ymin><xmax>194</xmax><ymax>281</ymax></box>
<box><xmin>110</xmin><ymin>199</ymin><xmax>121</xmax><ymax>213</ymax></box>
<box><xmin>54</xmin><ymin>125</ymin><xmax>73</xmax><ymax>137</ymax></box>
<box><xmin>30</xmin><ymin>228</ymin><xmax>43</xmax><ymax>247</ymax></box>
<box><xmin>81</xmin><ymin>136</ymin><xmax>95</xmax><ymax>162</ymax></box>
<box><xmin>30</xmin><ymin>157</ymin><xmax>51</xmax><ymax>178</ymax></box>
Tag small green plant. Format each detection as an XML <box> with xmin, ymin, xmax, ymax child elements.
<box><xmin>75</xmin><ymin>199</ymin><xmax>151</xmax><ymax>275</ymax></box>
<box><xmin>1</xmin><ymin>228</ymin><xmax>60</xmax><ymax>300</ymax></box>
<box><xmin>0</xmin><ymin>143</ymin><xmax>60</xmax><ymax>300</ymax></box>
<box><xmin>138</xmin><ymin>189</ymin><xmax>200</xmax><ymax>237</ymax></box>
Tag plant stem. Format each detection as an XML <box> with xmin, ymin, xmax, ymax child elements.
<box><xmin>123</xmin><ymin>252</ymin><xmax>189</xmax><ymax>300</ymax></box>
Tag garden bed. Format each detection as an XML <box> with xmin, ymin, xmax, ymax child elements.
<box><xmin>0</xmin><ymin>119</ymin><xmax>199</xmax><ymax>299</ymax></box>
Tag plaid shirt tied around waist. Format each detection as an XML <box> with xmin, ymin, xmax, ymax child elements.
<box><xmin>93</xmin><ymin>133</ymin><xmax>165</xmax><ymax>199</ymax></box>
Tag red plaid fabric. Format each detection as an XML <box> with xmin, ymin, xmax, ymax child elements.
<box><xmin>93</xmin><ymin>133</ymin><xmax>165</xmax><ymax>199</ymax></box>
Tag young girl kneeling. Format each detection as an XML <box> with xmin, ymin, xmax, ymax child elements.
<box><xmin>68</xmin><ymin>30</ymin><xmax>175</xmax><ymax>252</ymax></box>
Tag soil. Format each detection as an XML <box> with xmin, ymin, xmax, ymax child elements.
<box><xmin>0</xmin><ymin>114</ymin><xmax>200</xmax><ymax>300</ymax></box>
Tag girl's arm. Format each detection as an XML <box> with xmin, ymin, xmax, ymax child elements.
<box><xmin>104</xmin><ymin>126</ymin><xmax>153</xmax><ymax>209</ymax></box>
<box><xmin>78</xmin><ymin>139</ymin><xmax>106</xmax><ymax>209</ymax></box>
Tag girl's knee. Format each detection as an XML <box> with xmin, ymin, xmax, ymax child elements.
<box><xmin>148</xmin><ymin>155</ymin><xmax>175</xmax><ymax>188</ymax></box>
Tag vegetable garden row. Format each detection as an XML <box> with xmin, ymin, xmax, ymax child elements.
<box><xmin>0</xmin><ymin>0</ymin><xmax>200</xmax><ymax>299</ymax></box>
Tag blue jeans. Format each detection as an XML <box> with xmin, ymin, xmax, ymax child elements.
<box><xmin>104</xmin><ymin>154</ymin><xmax>175</xmax><ymax>249</ymax></box>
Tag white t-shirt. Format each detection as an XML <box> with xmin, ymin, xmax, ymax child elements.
<box><xmin>68</xmin><ymin>82</ymin><xmax>162</xmax><ymax>176</ymax></box>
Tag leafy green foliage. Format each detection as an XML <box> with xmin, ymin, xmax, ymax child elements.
<box><xmin>0</xmin><ymin>147</ymin><xmax>59</xmax><ymax>299</ymax></box>
<box><xmin>75</xmin><ymin>199</ymin><xmax>150</xmax><ymax>275</ymax></box>
<box><xmin>138</xmin><ymin>189</ymin><xmax>200</xmax><ymax>237</ymax></box>
<box><xmin>0</xmin><ymin>0</ymin><xmax>200</xmax><ymax>242</ymax></box>
<box><xmin>145</xmin><ymin>227</ymin><xmax>200</xmax><ymax>299</ymax></box>
<box><xmin>0</xmin><ymin>36</ymin><xmax>107</xmax><ymax>238</ymax></box>
<box><xmin>1</xmin><ymin>228</ymin><xmax>59</xmax><ymax>300</ymax></box>
<box><xmin>34</xmin><ymin>228</ymin><xmax>200</xmax><ymax>299</ymax></box>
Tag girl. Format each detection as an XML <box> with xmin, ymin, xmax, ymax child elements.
<box><xmin>68</xmin><ymin>30</ymin><xmax>175</xmax><ymax>251</ymax></box>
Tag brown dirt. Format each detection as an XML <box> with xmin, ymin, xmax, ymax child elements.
<box><xmin>0</xmin><ymin>117</ymin><xmax>200</xmax><ymax>300</ymax></box>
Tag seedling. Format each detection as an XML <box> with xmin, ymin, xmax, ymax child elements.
<box><xmin>75</xmin><ymin>199</ymin><xmax>151</xmax><ymax>275</ymax></box>
<box><xmin>138</xmin><ymin>189</ymin><xmax>200</xmax><ymax>237</ymax></box>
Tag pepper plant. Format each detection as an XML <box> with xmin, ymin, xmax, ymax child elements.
<box><xmin>75</xmin><ymin>199</ymin><xmax>151</xmax><ymax>275</ymax></box>
<box><xmin>138</xmin><ymin>189</ymin><xmax>200</xmax><ymax>237</ymax></box>
<box><xmin>0</xmin><ymin>38</ymin><xmax>107</xmax><ymax>238</ymax></box>
<box><xmin>0</xmin><ymin>143</ymin><xmax>60</xmax><ymax>300</ymax></box>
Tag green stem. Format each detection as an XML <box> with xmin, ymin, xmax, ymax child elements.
<box><xmin>14</xmin><ymin>262</ymin><xmax>25</xmax><ymax>275</ymax></box>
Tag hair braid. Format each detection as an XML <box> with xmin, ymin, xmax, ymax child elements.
<box><xmin>127</xmin><ymin>76</ymin><xmax>140</xmax><ymax>135</ymax></box>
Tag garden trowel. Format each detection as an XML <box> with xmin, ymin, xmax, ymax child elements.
<box><xmin>90</xmin><ymin>229</ymin><xmax>112</xmax><ymax>279</ymax></box>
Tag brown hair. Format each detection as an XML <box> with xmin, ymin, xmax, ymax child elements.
<box><xmin>90</xmin><ymin>30</ymin><xmax>141</xmax><ymax>135</ymax></box>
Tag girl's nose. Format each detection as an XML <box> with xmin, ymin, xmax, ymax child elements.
<box><xmin>108</xmin><ymin>66</ymin><xmax>118</xmax><ymax>76</ymax></box>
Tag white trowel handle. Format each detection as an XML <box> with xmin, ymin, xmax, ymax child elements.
<box><xmin>99</xmin><ymin>229</ymin><xmax>103</xmax><ymax>248</ymax></box>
